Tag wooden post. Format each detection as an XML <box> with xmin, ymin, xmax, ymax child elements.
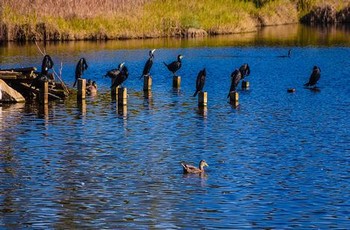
<box><xmin>198</xmin><ymin>91</ymin><xmax>207</xmax><ymax>107</ymax></box>
<box><xmin>242</xmin><ymin>80</ymin><xmax>249</xmax><ymax>90</ymax></box>
<box><xmin>143</xmin><ymin>75</ymin><xmax>152</xmax><ymax>91</ymax></box>
<box><xmin>77</xmin><ymin>78</ymin><xmax>86</xmax><ymax>101</ymax></box>
<box><xmin>111</xmin><ymin>85</ymin><xmax>120</xmax><ymax>101</ymax></box>
<box><xmin>39</xmin><ymin>104</ymin><xmax>49</xmax><ymax>119</ymax></box>
<box><xmin>118</xmin><ymin>87</ymin><xmax>127</xmax><ymax>106</ymax></box>
<box><xmin>118</xmin><ymin>105</ymin><xmax>128</xmax><ymax>117</ymax></box>
<box><xmin>144</xmin><ymin>90</ymin><xmax>152</xmax><ymax>99</ymax></box>
<box><xmin>229</xmin><ymin>91</ymin><xmax>239</xmax><ymax>106</ymax></box>
<box><xmin>173</xmin><ymin>76</ymin><xmax>181</xmax><ymax>88</ymax></box>
<box><xmin>39</xmin><ymin>81</ymin><xmax>49</xmax><ymax>104</ymax></box>
<box><xmin>197</xmin><ymin>106</ymin><xmax>208</xmax><ymax>117</ymax></box>
<box><xmin>78</xmin><ymin>100</ymin><xmax>86</xmax><ymax>116</ymax></box>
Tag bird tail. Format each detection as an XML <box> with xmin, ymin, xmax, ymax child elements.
<box><xmin>193</xmin><ymin>91</ymin><xmax>199</xmax><ymax>97</ymax></box>
<box><xmin>163</xmin><ymin>62</ymin><xmax>169</xmax><ymax>68</ymax></box>
<box><xmin>73</xmin><ymin>79</ymin><xmax>77</xmax><ymax>88</ymax></box>
<box><xmin>304</xmin><ymin>82</ymin><xmax>310</xmax><ymax>87</ymax></box>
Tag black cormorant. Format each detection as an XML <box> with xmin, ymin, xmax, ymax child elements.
<box><xmin>140</xmin><ymin>49</ymin><xmax>156</xmax><ymax>79</ymax></box>
<box><xmin>31</xmin><ymin>55</ymin><xmax>54</xmax><ymax>89</ymax></box>
<box><xmin>227</xmin><ymin>69</ymin><xmax>242</xmax><ymax>98</ymax></box>
<box><xmin>106</xmin><ymin>62</ymin><xmax>129</xmax><ymax>89</ymax></box>
<box><xmin>163</xmin><ymin>54</ymin><xmax>183</xmax><ymax>76</ymax></box>
<box><xmin>304</xmin><ymin>66</ymin><xmax>321</xmax><ymax>88</ymax></box>
<box><xmin>41</xmin><ymin>54</ymin><xmax>54</xmax><ymax>75</ymax></box>
<box><xmin>73</xmin><ymin>58</ymin><xmax>88</xmax><ymax>87</ymax></box>
<box><xmin>193</xmin><ymin>68</ymin><xmax>206</xmax><ymax>97</ymax></box>
<box><xmin>278</xmin><ymin>49</ymin><xmax>292</xmax><ymax>58</ymax></box>
<box><xmin>239</xmin><ymin>63</ymin><xmax>250</xmax><ymax>80</ymax></box>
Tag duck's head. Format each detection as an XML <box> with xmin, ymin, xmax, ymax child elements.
<box><xmin>177</xmin><ymin>54</ymin><xmax>184</xmax><ymax>61</ymax></box>
<box><xmin>199</xmin><ymin>160</ymin><xmax>209</xmax><ymax>169</ymax></box>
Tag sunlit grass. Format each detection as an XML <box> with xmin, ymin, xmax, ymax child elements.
<box><xmin>1</xmin><ymin>0</ymin><xmax>349</xmax><ymax>40</ymax></box>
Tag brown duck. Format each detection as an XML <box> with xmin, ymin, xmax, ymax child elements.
<box><xmin>181</xmin><ymin>160</ymin><xmax>208</xmax><ymax>174</ymax></box>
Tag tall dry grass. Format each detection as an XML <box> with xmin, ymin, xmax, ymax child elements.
<box><xmin>2</xmin><ymin>0</ymin><xmax>149</xmax><ymax>18</ymax></box>
<box><xmin>1</xmin><ymin>0</ymin><xmax>348</xmax><ymax>41</ymax></box>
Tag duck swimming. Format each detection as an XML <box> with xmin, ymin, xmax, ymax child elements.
<box><xmin>181</xmin><ymin>160</ymin><xmax>208</xmax><ymax>174</ymax></box>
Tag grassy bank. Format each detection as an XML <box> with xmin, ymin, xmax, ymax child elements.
<box><xmin>0</xmin><ymin>0</ymin><xmax>348</xmax><ymax>41</ymax></box>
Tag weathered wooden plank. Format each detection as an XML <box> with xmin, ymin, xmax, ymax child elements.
<box><xmin>0</xmin><ymin>67</ymin><xmax>37</xmax><ymax>73</ymax></box>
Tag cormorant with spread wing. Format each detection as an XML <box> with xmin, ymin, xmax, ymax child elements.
<box><xmin>140</xmin><ymin>49</ymin><xmax>156</xmax><ymax>79</ymax></box>
<box><xmin>163</xmin><ymin>54</ymin><xmax>183</xmax><ymax>76</ymax></box>
<box><xmin>73</xmin><ymin>58</ymin><xmax>88</xmax><ymax>87</ymax></box>
<box><xmin>193</xmin><ymin>68</ymin><xmax>206</xmax><ymax>97</ymax></box>
<box><xmin>106</xmin><ymin>62</ymin><xmax>129</xmax><ymax>89</ymax></box>
<box><xmin>304</xmin><ymin>66</ymin><xmax>321</xmax><ymax>88</ymax></box>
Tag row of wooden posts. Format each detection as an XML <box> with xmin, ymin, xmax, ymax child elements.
<box><xmin>38</xmin><ymin>75</ymin><xmax>249</xmax><ymax>107</ymax></box>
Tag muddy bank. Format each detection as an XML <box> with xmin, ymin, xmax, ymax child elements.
<box><xmin>301</xmin><ymin>6</ymin><xmax>350</xmax><ymax>25</ymax></box>
<box><xmin>1</xmin><ymin>4</ymin><xmax>350</xmax><ymax>42</ymax></box>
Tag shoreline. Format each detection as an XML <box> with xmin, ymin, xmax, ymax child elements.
<box><xmin>1</xmin><ymin>1</ymin><xmax>349</xmax><ymax>42</ymax></box>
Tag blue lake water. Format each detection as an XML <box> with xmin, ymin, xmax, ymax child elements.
<box><xmin>1</xmin><ymin>24</ymin><xmax>350</xmax><ymax>229</ymax></box>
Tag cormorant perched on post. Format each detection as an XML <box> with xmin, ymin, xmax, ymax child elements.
<box><xmin>227</xmin><ymin>69</ymin><xmax>242</xmax><ymax>98</ymax></box>
<box><xmin>193</xmin><ymin>68</ymin><xmax>206</xmax><ymax>97</ymax></box>
<box><xmin>31</xmin><ymin>55</ymin><xmax>54</xmax><ymax>90</ymax></box>
<box><xmin>239</xmin><ymin>63</ymin><xmax>250</xmax><ymax>80</ymax></box>
<box><xmin>163</xmin><ymin>54</ymin><xmax>183</xmax><ymax>76</ymax></box>
<box><xmin>105</xmin><ymin>62</ymin><xmax>129</xmax><ymax>89</ymax></box>
<box><xmin>304</xmin><ymin>66</ymin><xmax>321</xmax><ymax>88</ymax></box>
<box><xmin>41</xmin><ymin>54</ymin><xmax>54</xmax><ymax>75</ymax></box>
<box><xmin>73</xmin><ymin>58</ymin><xmax>88</xmax><ymax>87</ymax></box>
<box><xmin>140</xmin><ymin>49</ymin><xmax>156</xmax><ymax>79</ymax></box>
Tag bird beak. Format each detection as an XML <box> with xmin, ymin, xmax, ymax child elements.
<box><xmin>205</xmin><ymin>163</ymin><xmax>209</xmax><ymax>167</ymax></box>
<box><xmin>120</xmin><ymin>62</ymin><xmax>125</xmax><ymax>68</ymax></box>
<box><xmin>151</xmin><ymin>49</ymin><xmax>156</xmax><ymax>54</ymax></box>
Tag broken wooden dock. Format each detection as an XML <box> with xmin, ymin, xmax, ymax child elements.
<box><xmin>0</xmin><ymin>67</ymin><xmax>69</xmax><ymax>103</ymax></box>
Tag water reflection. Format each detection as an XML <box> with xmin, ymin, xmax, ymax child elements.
<box><xmin>1</xmin><ymin>25</ymin><xmax>350</xmax><ymax>229</ymax></box>
<box><xmin>1</xmin><ymin>25</ymin><xmax>350</xmax><ymax>61</ymax></box>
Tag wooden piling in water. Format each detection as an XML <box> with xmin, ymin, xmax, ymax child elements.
<box><xmin>118</xmin><ymin>87</ymin><xmax>127</xmax><ymax>106</ymax></box>
<box><xmin>143</xmin><ymin>75</ymin><xmax>152</xmax><ymax>91</ymax></box>
<box><xmin>229</xmin><ymin>91</ymin><xmax>239</xmax><ymax>106</ymax></box>
<box><xmin>118</xmin><ymin>105</ymin><xmax>128</xmax><ymax>117</ymax></box>
<box><xmin>39</xmin><ymin>81</ymin><xmax>49</xmax><ymax>104</ymax></box>
<box><xmin>111</xmin><ymin>85</ymin><xmax>120</xmax><ymax>101</ymax></box>
<box><xmin>78</xmin><ymin>100</ymin><xmax>87</xmax><ymax>116</ymax></box>
<box><xmin>242</xmin><ymin>80</ymin><xmax>249</xmax><ymax>90</ymax></box>
<box><xmin>144</xmin><ymin>90</ymin><xmax>152</xmax><ymax>99</ymax></box>
<box><xmin>77</xmin><ymin>78</ymin><xmax>86</xmax><ymax>101</ymax></box>
<box><xmin>198</xmin><ymin>91</ymin><xmax>207</xmax><ymax>107</ymax></box>
<box><xmin>173</xmin><ymin>76</ymin><xmax>181</xmax><ymax>88</ymax></box>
